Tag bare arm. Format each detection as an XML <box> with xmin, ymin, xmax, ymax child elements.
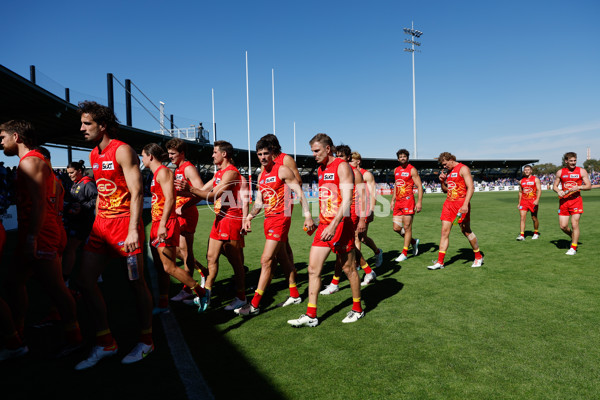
<box><xmin>157</xmin><ymin>167</ymin><xmax>175</xmax><ymax>239</ymax></box>
<box><xmin>353</xmin><ymin>169</ymin><xmax>366</xmax><ymax>233</ymax></box>
<box><xmin>116</xmin><ymin>145</ymin><xmax>143</xmax><ymax>253</ymax></box>
<box><xmin>460</xmin><ymin>165</ymin><xmax>474</xmax><ymax>214</ymax></box>
<box><xmin>20</xmin><ymin>157</ymin><xmax>48</xmax><ymax>258</ymax></box>
<box><xmin>243</xmin><ymin>176</ymin><xmax>264</xmax><ymax>233</ymax></box>
<box><xmin>534</xmin><ymin>177</ymin><xmax>542</xmax><ymax>205</ymax></box>
<box><xmin>180</xmin><ymin>164</ymin><xmax>204</xmax><ymax>210</ymax></box>
<box><xmin>552</xmin><ymin>170</ymin><xmax>563</xmax><ymax>197</ymax></box>
<box><xmin>279</xmin><ymin>165</ymin><xmax>314</xmax><ymax>231</ymax></box>
<box><xmin>320</xmin><ymin>161</ymin><xmax>353</xmax><ymax>242</ymax></box>
<box><xmin>579</xmin><ymin>169</ymin><xmax>592</xmax><ymax>191</ymax></box>
<box><xmin>412</xmin><ymin>167</ymin><xmax>423</xmax><ymax>213</ymax></box>
<box><xmin>363</xmin><ymin>170</ymin><xmax>376</xmax><ymax>216</ymax></box>
<box><xmin>283</xmin><ymin>154</ymin><xmax>303</xmax><ymax>185</ymax></box>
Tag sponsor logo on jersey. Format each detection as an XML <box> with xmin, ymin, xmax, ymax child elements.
<box><xmin>526</xmin><ymin>182</ymin><xmax>534</xmax><ymax>185</ymax></box>
<box><xmin>324</xmin><ymin>173</ymin><xmax>335</xmax><ymax>181</ymax></box>
<box><xmin>450</xmin><ymin>173</ymin><xmax>458</xmax><ymax>178</ymax></box>
<box><xmin>175</xmin><ymin>173</ymin><xmax>184</xmax><ymax>180</ymax></box>
<box><xmin>396</xmin><ymin>179</ymin><xmax>406</xmax><ymax>187</ymax></box>
<box><xmin>215</xmin><ymin>178</ymin><xmax>221</xmax><ymax>184</ymax></box>
<box><xmin>401</xmin><ymin>172</ymin><xmax>410</xmax><ymax>177</ymax></box>
<box><xmin>93</xmin><ymin>163</ymin><xmax>99</xmax><ymax>171</ymax></box>
<box><xmin>265</xmin><ymin>176</ymin><xmax>276</xmax><ymax>184</ymax></box>
<box><xmin>151</xmin><ymin>179</ymin><xmax>155</xmax><ymax>187</ymax></box>
<box><xmin>570</xmin><ymin>174</ymin><xmax>580</xmax><ymax>179</ymax></box>
<box><xmin>102</xmin><ymin>161</ymin><xmax>114</xmax><ymax>171</ymax></box>
<box><xmin>96</xmin><ymin>178</ymin><xmax>117</xmax><ymax>196</ymax></box>
<box><xmin>151</xmin><ymin>193</ymin><xmax>158</xmax><ymax>204</ymax></box>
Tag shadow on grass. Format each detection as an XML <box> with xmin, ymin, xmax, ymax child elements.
<box><xmin>550</xmin><ymin>239</ymin><xmax>573</xmax><ymax>250</ymax></box>
<box><xmin>318</xmin><ymin>278</ymin><xmax>404</xmax><ymax>324</ymax></box>
<box><xmin>444</xmin><ymin>248</ymin><xmax>485</xmax><ymax>267</ymax></box>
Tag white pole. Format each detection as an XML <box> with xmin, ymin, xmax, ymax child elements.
<box><xmin>211</xmin><ymin>89</ymin><xmax>216</xmax><ymax>143</ymax></box>
<box><xmin>246</xmin><ymin>51</ymin><xmax>252</xmax><ymax>187</ymax></box>
<box><xmin>272</xmin><ymin>68</ymin><xmax>276</xmax><ymax>135</ymax></box>
<box><xmin>159</xmin><ymin>101</ymin><xmax>165</xmax><ymax>135</ymax></box>
<box><xmin>411</xmin><ymin>21</ymin><xmax>418</xmax><ymax>159</ymax></box>
<box><xmin>293</xmin><ymin>121</ymin><xmax>296</xmax><ymax>161</ymax></box>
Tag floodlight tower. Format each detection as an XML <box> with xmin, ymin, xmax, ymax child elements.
<box><xmin>403</xmin><ymin>22</ymin><xmax>423</xmax><ymax>159</ymax></box>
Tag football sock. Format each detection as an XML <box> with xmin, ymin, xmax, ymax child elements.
<box><xmin>437</xmin><ymin>251</ymin><xmax>446</xmax><ymax>265</ymax></box>
<box><xmin>157</xmin><ymin>295</ymin><xmax>169</xmax><ymax>309</ymax></box>
<box><xmin>140</xmin><ymin>328</ymin><xmax>153</xmax><ymax>346</ymax></box>
<box><xmin>64</xmin><ymin>321</ymin><xmax>82</xmax><ymax>344</ymax></box>
<box><xmin>352</xmin><ymin>297</ymin><xmax>363</xmax><ymax>313</ymax></box>
<box><xmin>306</xmin><ymin>303</ymin><xmax>317</xmax><ymax>318</ymax></box>
<box><xmin>520</xmin><ymin>232</ymin><xmax>524</xmax><ymax>236</ymax></box>
<box><xmin>330</xmin><ymin>276</ymin><xmax>340</xmax><ymax>286</ymax></box>
<box><xmin>474</xmin><ymin>249</ymin><xmax>483</xmax><ymax>259</ymax></box>
<box><xmin>251</xmin><ymin>289</ymin><xmax>264</xmax><ymax>308</ymax></box>
<box><xmin>191</xmin><ymin>283</ymin><xmax>205</xmax><ymax>297</ymax></box>
<box><xmin>360</xmin><ymin>263</ymin><xmax>373</xmax><ymax>274</ymax></box>
<box><xmin>534</xmin><ymin>230</ymin><xmax>539</xmax><ymax>235</ymax></box>
<box><xmin>289</xmin><ymin>283</ymin><xmax>300</xmax><ymax>298</ymax></box>
<box><xmin>570</xmin><ymin>243</ymin><xmax>578</xmax><ymax>251</ymax></box>
<box><xmin>402</xmin><ymin>247</ymin><xmax>409</xmax><ymax>256</ymax></box>
<box><xmin>96</xmin><ymin>329</ymin><xmax>115</xmax><ymax>347</ymax></box>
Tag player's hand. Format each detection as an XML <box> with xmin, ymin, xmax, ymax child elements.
<box><xmin>415</xmin><ymin>203</ymin><xmax>422</xmax><ymax>213</ymax></box>
<box><xmin>175</xmin><ymin>179</ymin><xmax>194</xmax><ymax>196</ymax></box>
<box><xmin>242</xmin><ymin>219</ymin><xmax>252</xmax><ymax>233</ymax></box>
<box><xmin>124</xmin><ymin>229</ymin><xmax>140</xmax><ymax>254</ymax></box>
<box><xmin>320</xmin><ymin>222</ymin><xmax>338</xmax><ymax>242</ymax></box>
<box><xmin>303</xmin><ymin>216</ymin><xmax>315</xmax><ymax>232</ymax></box>
<box><xmin>459</xmin><ymin>205</ymin><xmax>468</xmax><ymax>214</ymax></box>
<box><xmin>157</xmin><ymin>226</ymin><xmax>167</xmax><ymax>241</ymax></box>
<box><xmin>356</xmin><ymin>219</ymin><xmax>366</xmax><ymax>234</ymax></box>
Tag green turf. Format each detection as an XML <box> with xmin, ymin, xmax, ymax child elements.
<box><xmin>175</xmin><ymin>190</ymin><xmax>600</xmax><ymax>400</ymax></box>
<box><xmin>1</xmin><ymin>190</ymin><xmax>599</xmax><ymax>399</ymax></box>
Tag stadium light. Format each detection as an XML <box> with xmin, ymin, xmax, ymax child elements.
<box><xmin>403</xmin><ymin>22</ymin><xmax>423</xmax><ymax>159</ymax></box>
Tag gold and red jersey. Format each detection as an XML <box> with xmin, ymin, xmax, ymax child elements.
<box><xmin>520</xmin><ymin>175</ymin><xmax>538</xmax><ymax>200</ymax></box>
<box><xmin>360</xmin><ymin>168</ymin><xmax>372</xmax><ymax>215</ymax></box>
<box><xmin>350</xmin><ymin>165</ymin><xmax>361</xmax><ymax>218</ymax></box>
<box><xmin>394</xmin><ymin>164</ymin><xmax>415</xmax><ymax>201</ymax></box>
<box><xmin>559</xmin><ymin>167</ymin><xmax>583</xmax><ymax>199</ymax></box>
<box><xmin>174</xmin><ymin>160</ymin><xmax>196</xmax><ymax>210</ymax></box>
<box><xmin>16</xmin><ymin>150</ymin><xmax>59</xmax><ymax>231</ymax></box>
<box><xmin>318</xmin><ymin>158</ymin><xmax>347</xmax><ymax>225</ymax></box>
<box><xmin>151</xmin><ymin>165</ymin><xmax>176</xmax><ymax>222</ymax></box>
<box><xmin>446</xmin><ymin>163</ymin><xmax>468</xmax><ymax>202</ymax></box>
<box><xmin>273</xmin><ymin>152</ymin><xmax>287</xmax><ymax>166</ymax></box>
<box><xmin>90</xmin><ymin>139</ymin><xmax>131</xmax><ymax>218</ymax></box>
<box><xmin>213</xmin><ymin>164</ymin><xmax>242</xmax><ymax>218</ymax></box>
<box><xmin>258</xmin><ymin>163</ymin><xmax>286</xmax><ymax>217</ymax></box>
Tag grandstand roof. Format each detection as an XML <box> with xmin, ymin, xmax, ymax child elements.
<box><xmin>0</xmin><ymin>64</ymin><xmax>537</xmax><ymax>180</ymax></box>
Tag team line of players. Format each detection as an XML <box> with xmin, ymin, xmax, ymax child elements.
<box><xmin>0</xmin><ymin>100</ymin><xmax>591</xmax><ymax>367</ymax></box>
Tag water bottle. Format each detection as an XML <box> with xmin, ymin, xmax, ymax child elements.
<box><xmin>453</xmin><ymin>212</ymin><xmax>463</xmax><ymax>225</ymax></box>
<box><xmin>127</xmin><ymin>253</ymin><xmax>139</xmax><ymax>281</ymax></box>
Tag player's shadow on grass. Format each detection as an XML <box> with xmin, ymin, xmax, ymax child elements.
<box><xmin>317</xmin><ymin>278</ymin><xmax>404</xmax><ymax>324</ymax></box>
<box><xmin>550</xmin><ymin>239</ymin><xmax>574</xmax><ymax>250</ymax></box>
<box><xmin>444</xmin><ymin>248</ymin><xmax>485</xmax><ymax>267</ymax></box>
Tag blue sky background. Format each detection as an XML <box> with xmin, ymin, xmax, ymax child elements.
<box><xmin>2</xmin><ymin>0</ymin><xmax>599</xmax><ymax>167</ymax></box>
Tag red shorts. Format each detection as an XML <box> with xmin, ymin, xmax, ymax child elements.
<box><xmin>441</xmin><ymin>201</ymin><xmax>471</xmax><ymax>223</ymax></box>
<box><xmin>393</xmin><ymin>197</ymin><xmax>415</xmax><ymax>216</ymax></box>
<box><xmin>263</xmin><ymin>214</ymin><xmax>292</xmax><ymax>242</ymax></box>
<box><xmin>312</xmin><ymin>217</ymin><xmax>355</xmax><ymax>254</ymax></box>
<box><xmin>84</xmin><ymin>216</ymin><xmax>144</xmax><ymax>257</ymax></box>
<box><xmin>17</xmin><ymin>219</ymin><xmax>61</xmax><ymax>259</ymax></box>
<box><xmin>558</xmin><ymin>196</ymin><xmax>583</xmax><ymax>216</ymax></box>
<box><xmin>150</xmin><ymin>218</ymin><xmax>180</xmax><ymax>248</ymax></box>
<box><xmin>210</xmin><ymin>215</ymin><xmax>243</xmax><ymax>241</ymax></box>
<box><xmin>519</xmin><ymin>200</ymin><xmax>538</xmax><ymax>213</ymax></box>
<box><xmin>177</xmin><ymin>206</ymin><xmax>198</xmax><ymax>234</ymax></box>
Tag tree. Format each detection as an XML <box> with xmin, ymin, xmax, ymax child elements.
<box><xmin>532</xmin><ymin>163</ymin><xmax>559</xmax><ymax>175</ymax></box>
<box><xmin>583</xmin><ymin>159</ymin><xmax>600</xmax><ymax>173</ymax></box>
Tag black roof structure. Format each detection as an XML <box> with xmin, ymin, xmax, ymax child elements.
<box><xmin>0</xmin><ymin>64</ymin><xmax>538</xmax><ymax>182</ymax></box>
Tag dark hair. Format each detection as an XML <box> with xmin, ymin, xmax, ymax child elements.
<box><xmin>563</xmin><ymin>152</ymin><xmax>577</xmax><ymax>161</ymax></box>
<box><xmin>309</xmin><ymin>133</ymin><xmax>334</xmax><ymax>148</ymax></box>
<box><xmin>256</xmin><ymin>137</ymin><xmax>274</xmax><ymax>152</ymax></box>
<box><xmin>214</xmin><ymin>140</ymin><xmax>234</xmax><ymax>159</ymax></box>
<box><xmin>336</xmin><ymin>144</ymin><xmax>352</xmax><ymax>159</ymax></box>
<box><xmin>396</xmin><ymin>148</ymin><xmax>410</xmax><ymax>158</ymax></box>
<box><xmin>165</xmin><ymin>137</ymin><xmax>187</xmax><ymax>153</ymax></box>
<box><xmin>143</xmin><ymin>143</ymin><xmax>168</xmax><ymax>163</ymax></box>
<box><xmin>38</xmin><ymin>146</ymin><xmax>51</xmax><ymax>160</ymax></box>
<box><xmin>0</xmin><ymin>120</ymin><xmax>39</xmax><ymax>148</ymax></box>
<box><xmin>438</xmin><ymin>152</ymin><xmax>456</xmax><ymax>162</ymax></box>
<box><xmin>77</xmin><ymin>101</ymin><xmax>119</xmax><ymax>138</ymax></box>
<box><xmin>68</xmin><ymin>159</ymin><xmax>86</xmax><ymax>171</ymax></box>
<box><xmin>259</xmin><ymin>134</ymin><xmax>281</xmax><ymax>154</ymax></box>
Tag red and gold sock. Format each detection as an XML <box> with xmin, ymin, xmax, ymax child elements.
<box><xmin>191</xmin><ymin>283</ymin><xmax>205</xmax><ymax>297</ymax></box>
<box><xmin>5</xmin><ymin>331</ymin><xmax>23</xmax><ymax>350</ymax></box>
<box><xmin>352</xmin><ymin>297</ymin><xmax>363</xmax><ymax>313</ymax></box>
<box><xmin>330</xmin><ymin>276</ymin><xmax>340</xmax><ymax>286</ymax></box>
<box><xmin>520</xmin><ymin>232</ymin><xmax>524</xmax><ymax>236</ymax></box>
<box><xmin>571</xmin><ymin>243</ymin><xmax>578</xmax><ymax>251</ymax></box>
<box><xmin>64</xmin><ymin>321</ymin><xmax>82</xmax><ymax>344</ymax></box>
<box><xmin>306</xmin><ymin>303</ymin><xmax>317</xmax><ymax>318</ymax></box>
<box><xmin>251</xmin><ymin>289</ymin><xmax>264</xmax><ymax>308</ymax></box>
<box><xmin>157</xmin><ymin>294</ymin><xmax>169</xmax><ymax>309</ymax></box>
<box><xmin>437</xmin><ymin>251</ymin><xmax>446</xmax><ymax>265</ymax></box>
<box><xmin>474</xmin><ymin>249</ymin><xmax>483</xmax><ymax>260</ymax></box>
<box><xmin>361</xmin><ymin>263</ymin><xmax>373</xmax><ymax>274</ymax></box>
<box><xmin>96</xmin><ymin>329</ymin><xmax>115</xmax><ymax>347</ymax></box>
<box><xmin>402</xmin><ymin>247</ymin><xmax>409</xmax><ymax>256</ymax></box>
<box><xmin>534</xmin><ymin>230</ymin><xmax>539</xmax><ymax>235</ymax></box>
<box><xmin>140</xmin><ymin>328</ymin><xmax>153</xmax><ymax>346</ymax></box>
<box><xmin>289</xmin><ymin>283</ymin><xmax>300</xmax><ymax>298</ymax></box>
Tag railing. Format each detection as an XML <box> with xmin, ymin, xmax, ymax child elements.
<box><xmin>152</xmin><ymin>127</ymin><xmax>209</xmax><ymax>143</ymax></box>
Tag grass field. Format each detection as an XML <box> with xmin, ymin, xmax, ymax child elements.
<box><xmin>1</xmin><ymin>189</ymin><xmax>599</xmax><ymax>399</ymax></box>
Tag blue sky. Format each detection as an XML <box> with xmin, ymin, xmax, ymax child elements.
<box><xmin>2</xmin><ymin>0</ymin><xmax>599</xmax><ymax>167</ymax></box>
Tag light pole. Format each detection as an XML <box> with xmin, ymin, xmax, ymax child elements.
<box><xmin>403</xmin><ymin>23</ymin><xmax>422</xmax><ymax>159</ymax></box>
